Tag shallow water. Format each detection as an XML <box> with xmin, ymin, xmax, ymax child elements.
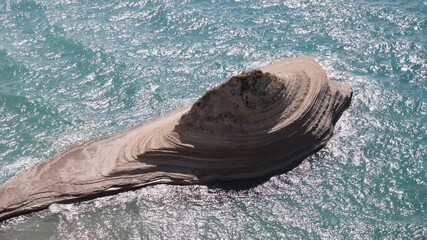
<box><xmin>0</xmin><ymin>0</ymin><xmax>426</xmax><ymax>239</ymax></box>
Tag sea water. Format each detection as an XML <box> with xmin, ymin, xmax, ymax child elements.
<box><xmin>0</xmin><ymin>0</ymin><xmax>426</xmax><ymax>239</ymax></box>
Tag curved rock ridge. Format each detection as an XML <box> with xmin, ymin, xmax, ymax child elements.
<box><xmin>0</xmin><ymin>56</ymin><xmax>352</xmax><ymax>221</ymax></box>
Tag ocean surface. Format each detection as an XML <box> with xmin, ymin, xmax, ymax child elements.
<box><xmin>0</xmin><ymin>0</ymin><xmax>426</xmax><ymax>239</ymax></box>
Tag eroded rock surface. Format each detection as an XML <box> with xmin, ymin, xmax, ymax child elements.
<box><xmin>0</xmin><ymin>56</ymin><xmax>352</xmax><ymax>221</ymax></box>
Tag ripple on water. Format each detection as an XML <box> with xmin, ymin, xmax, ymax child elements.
<box><xmin>0</xmin><ymin>0</ymin><xmax>426</xmax><ymax>239</ymax></box>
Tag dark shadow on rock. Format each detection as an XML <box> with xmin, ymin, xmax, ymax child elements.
<box><xmin>206</xmin><ymin>175</ymin><xmax>272</xmax><ymax>191</ymax></box>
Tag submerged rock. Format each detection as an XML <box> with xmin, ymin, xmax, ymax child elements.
<box><xmin>0</xmin><ymin>56</ymin><xmax>352</xmax><ymax>221</ymax></box>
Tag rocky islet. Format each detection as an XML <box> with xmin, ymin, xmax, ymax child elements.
<box><xmin>0</xmin><ymin>56</ymin><xmax>352</xmax><ymax>221</ymax></box>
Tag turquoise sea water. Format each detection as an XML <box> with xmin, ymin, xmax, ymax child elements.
<box><xmin>0</xmin><ymin>0</ymin><xmax>426</xmax><ymax>239</ymax></box>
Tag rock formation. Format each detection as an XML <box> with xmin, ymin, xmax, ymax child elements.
<box><xmin>0</xmin><ymin>56</ymin><xmax>352</xmax><ymax>221</ymax></box>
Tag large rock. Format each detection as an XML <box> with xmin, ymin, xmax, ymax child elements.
<box><xmin>0</xmin><ymin>56</ymin><xmax>352</xmax><ymax>221</ymax></box>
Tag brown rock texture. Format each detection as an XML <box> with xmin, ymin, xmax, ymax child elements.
<box><xmin>0</xmin><ymin>56</ymin><xmax>352</xmax><ymax>221</ymax></box>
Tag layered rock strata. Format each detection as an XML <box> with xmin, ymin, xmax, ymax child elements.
<box><xmin>0</xmin><ymin>56</ymin><xmax>352</xmax><ymax>221</ymax></box>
